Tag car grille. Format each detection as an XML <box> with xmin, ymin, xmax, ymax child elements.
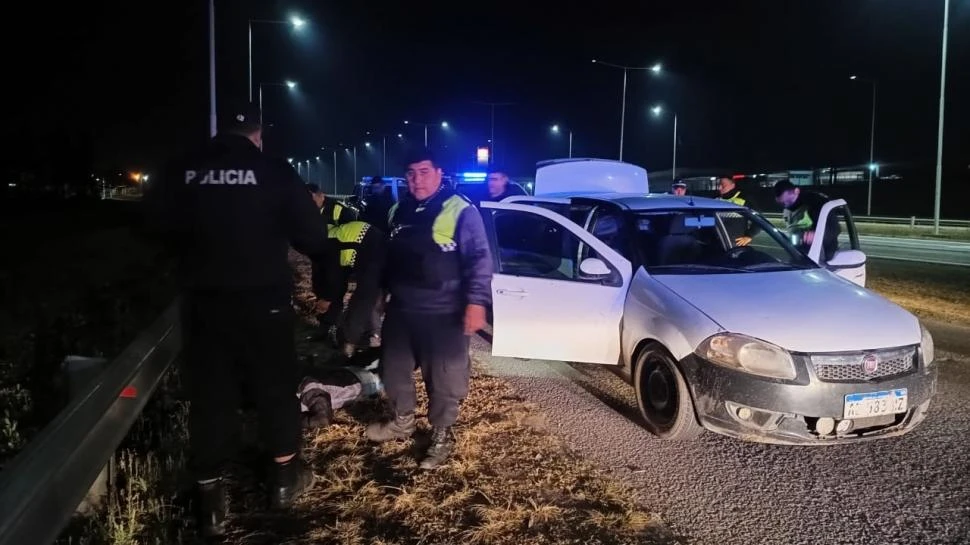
<box><xmin>810</xmin><ymin>346</ymin><xmax>916</xmax><ymax>382</ymax></box>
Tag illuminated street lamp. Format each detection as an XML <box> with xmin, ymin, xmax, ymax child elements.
<box><xmin>592</xmin><ymin>59</ymin><xmax>663</xmax><ymax>161</ymax></box>
<box><xmin>257</xmin><ymin>80</ymin><xmax>297</xmax><ymax>150</ymax></box>
<box><xmin>651</xmin><ymin>104</ymin><xmax>678</xmax><ymax>180</ymax></box>
<box><xmin>550</xmin><ymin>124</ymin><xmax>573</xmax><ymax>158</ymax></box>
<box><xmin>248</xmin><ymin>15</ymin><xmax>307</xmax><ymax>102</ymax></box>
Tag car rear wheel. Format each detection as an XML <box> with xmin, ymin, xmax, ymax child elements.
<box><xmin>634</xmin><ymin>345</ymin><xmax>704</xmax><ymax>440</ymax></box>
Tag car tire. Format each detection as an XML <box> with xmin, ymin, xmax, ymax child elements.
<box><xmin>634</xmin><ymin>345</ymin><xmax>704</xmax><ymax>440</ymax></box>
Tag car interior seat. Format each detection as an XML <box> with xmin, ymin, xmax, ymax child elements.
<box><xmin>656</xmin><ymin>215</ymin><xmax>703</xmax><ymax>266</ymax></box>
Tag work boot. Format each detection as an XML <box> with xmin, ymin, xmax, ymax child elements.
<box><xmin>419</xmin><ymin>427</ymin><xmax>455</xmax><ymax>470</ymax></box>
<box><xmin>196</xmin><ymin>478</ymin><xmax>227</xmax><ymax>538</ymax></box>
<box><xmin>365</xmin><ymin>412</ymin><xmax>416</xmax><ymax>442</ymax></box>
<box><xmin>267</xmin><ymin>457</ymin><xmax>315</xmax><ymax>510</ymax></box>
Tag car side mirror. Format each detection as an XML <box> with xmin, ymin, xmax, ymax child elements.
<box><xmin>579</xmin><ymin>257</ymin><xmax>611</xmax><ymax>277</ymax></box>
<box><xmin>827</xmin><ymin>249</ymin><xmax>867</xmax><ymax>268</ymax></box>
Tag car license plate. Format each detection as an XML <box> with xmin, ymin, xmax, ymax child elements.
<box><xmin>843</xmin><ymin>389</ymin><xmax>907</xmax><ymax>419</ymax></box>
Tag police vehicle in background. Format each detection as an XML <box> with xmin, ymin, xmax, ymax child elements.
<box><xmin>479</xmin><ymin>158</ymin><xmax>937</xmax><ymax>444</ymax></box>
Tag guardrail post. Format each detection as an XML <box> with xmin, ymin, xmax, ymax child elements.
<box><xmin>910</xmin><ymin>216</ymin><xmax>916</xmax><ymax>230</ymax></box>
<box><xmin>61</xmin><ymin>356</ymin><xmax>112</xmax><ymax>515</ymax></box>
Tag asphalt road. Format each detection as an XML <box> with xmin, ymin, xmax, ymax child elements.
<box><xmin>471</xmin><ymin>329</ymin><xmax>970</xmax><ymax>545</ymax></box>
<box><xmin>857</xmin><ymin>235</ymin><xmax>970</xmax><ymax>267</ymax></box>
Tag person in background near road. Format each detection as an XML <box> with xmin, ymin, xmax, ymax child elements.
<box><xmin>308</xmin><ymin>182</ymin><xmax>356</xmax><ymax>227</ymax></box>
<box><xmin>361</xmin><ymin>176</ymin><xmax>394</xmax><ymax>230</ymax></box>
<box><xmin>366</xmin><ymin>149</ymin><xmax>493</xmax><ymax>470</ymax></box>
<box><xmin>143</xmin><ymin>102</ymin><xmax>327</xmax><ymax>537</ymax></box>
<box><xmin>716</xmin><ymin>175</ymin><xmax>761</xmax><ymax>246</ymax></box>
<box><xmin>671</xmin><ymin>181</ymin><xmax>688</xmax><ymax>196</ymax></box>
<box><xmin>320</xmin><ymin>217</ymin><xmax>387</xmax><ymax>359</ymax></box>
<box><xmin>773</xmin><ymin>179</ymin><xmax>840</xmax><ymax>260</ymax></box>
<box><xmin>482</xmin><ymin>167</ymin><xmax>527</xmax><ymax>203</ymax></box>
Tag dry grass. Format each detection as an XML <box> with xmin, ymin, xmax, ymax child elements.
<box><xmin>211</xmin><ymin>253</ymin><xmax>678</xmax><ymax>544</ymax></box>
<box><xmin>867</xmin><ymin>260</ymin><xmax>970</xmax><ymax>326</ymax></box>
<box><xmin>221</xmin><ymin>366</ymin><xmax>675</xmax><ymax>545</ymax></box>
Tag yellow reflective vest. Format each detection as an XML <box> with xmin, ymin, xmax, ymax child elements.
<box><xmin>327</xmin><ymin>221</ymin><xmax>370</xmax><ymax>268</ymax></box>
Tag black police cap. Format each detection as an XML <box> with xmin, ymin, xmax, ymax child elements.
<box><xmin>220</xmin><ymin>101</ymin><xmax>262</xmax><ymax>132</ymax></box>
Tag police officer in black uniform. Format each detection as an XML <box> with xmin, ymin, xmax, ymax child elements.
<box><xmin>365</xmin><ymin>149</ymin><xmax>493</xmax><ymax>470</ymax></box>
<box><xmin>144</xmin><ymin>102</ymin><xmax>328</xmax><ymax>538</ymax></box>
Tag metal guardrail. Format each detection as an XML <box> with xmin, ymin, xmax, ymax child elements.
<box><xmin>0</xmin><ymin>301</ymin><xmax>181</xmax><ymax>545</ymax></box>
<box><xmin>761</xmin><ymin>212</ymin><xmax>970</xmax><ymax>228</ymax></box>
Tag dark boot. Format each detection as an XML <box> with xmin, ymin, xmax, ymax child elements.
<box><xmin>365</xmin><ymin>412</ymin><xmax>416</xmax><ymax>442</ymax></box>
<box><xmin>267</xmin><ymin>457</ymin><xmax>315</xmax><ymax>510</ymax></box>
<box><xmin>196</xmin><ymin>479</ymin><xmax>227</xmax><ymax>538</ymax></box>
<box><xmin>419</xmin><ymin>427</ymin><xmax>455</xmax><ymax>470</ymax></box>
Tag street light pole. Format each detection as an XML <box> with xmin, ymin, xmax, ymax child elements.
<box><xmin>672</xmin><ymin>113</ymin><xmax>678</xmax><ymax>180</ymax></box>
<box><xmin>353</xmin><ymin>146</ymin><xmax>358</xmax><ymax>188</ymax></box>
<box><xmin>568</xmin><ymin>130</ymin><xmax>573</xmax><ymax>158</ymax></box>
<box><xmin>382</xmin><ymin>135</ymin><xmax>387</xmax><ymax>176</ymax></box>
<box><xmin>933</xmin><ymin>0</ymin><xmax>950</xmax><ymax>235</ymax></box>
<box><xmin>209</xmin><ymin>0</ymin><xmax>217</xmax><ymax>138</ymax></box>
<box><xmin>619</xmin><ymin>68</ymin><xmax>628</xmax><ymax>161</ymax></box>
<box><xmin>868</xmin><ymin>82</ymin><xmax>876</xmax><ymax>216</ymax></box>
<box><xmin>592</xmin><ymin>59</ymin><xmax>662</xmax><ymax>162</ymax></box>
<box><xmin>471</xmin><ymin>101</ymin><xmax>515</xmax><ymax>166</ymax></box>
<box><xmin>248</xmin><ymin>21</ymin><xmax>253</xmax><ymax>102</ymax></box>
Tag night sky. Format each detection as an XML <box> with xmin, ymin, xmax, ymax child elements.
<box><xmin>5</xmin><ymin>1</ymin><xmax>968</xmax><ymax>190</ymax></box>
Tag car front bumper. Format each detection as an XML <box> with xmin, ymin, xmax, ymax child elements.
<box><xmin>680</xmin><ymin>354</ymin><xmax>939</xmax><ymax>445</ymax></box>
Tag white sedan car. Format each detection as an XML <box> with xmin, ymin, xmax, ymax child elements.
<box><xmin>480</xmin><ymin>159</ymin><xmax>937</xmax><ymax>444</ymax></box>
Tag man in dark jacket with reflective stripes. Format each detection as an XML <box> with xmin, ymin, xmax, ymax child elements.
<box><xmin>365</xmin><ymin>149</ymin><xmax>493</xmax><ymax>469</ymax></box>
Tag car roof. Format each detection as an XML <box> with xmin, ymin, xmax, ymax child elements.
<box><xmin>538</xmin><ymin>192</ymin><xmax>744</xmax><ymax>211</ymax></box>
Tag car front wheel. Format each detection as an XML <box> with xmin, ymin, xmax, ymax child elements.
<box><xmin>634</xmin><ymin>345</ymin><xmax>704</xmax><ymax>440</ymax></box>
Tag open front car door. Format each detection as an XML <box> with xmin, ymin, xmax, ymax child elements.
<box><xmin>807</xmin><ymin>198</ymin><xmax>867</xmax><ymax>287</ymax></box>
<box><xmin>479</xmin><ymin>201</ymin><xmax>632</xmax><ymax>364</ymax></box>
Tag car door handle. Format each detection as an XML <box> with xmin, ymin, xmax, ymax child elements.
<box><xmin>496</xmin><ymin>288</ymin><xmax>528</xmax><ymax>297</ymax></box>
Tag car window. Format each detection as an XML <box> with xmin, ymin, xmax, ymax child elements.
<box><xmin>590</xmin><ymin>209</ymin><xmax>627</xmax><ymax>257</ymax></box>
<box><xmin>492</xmin><ymin>209</ymin><xmax>611</xmax><ymax>282</ymax></box>
<box><xmin>634</xmin><ymin>209</ymin><xmax>817</xmax><ymax>274</ymax></box>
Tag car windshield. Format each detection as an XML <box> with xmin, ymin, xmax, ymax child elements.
<box><xmin>632</xmin><ymin>209</ymin><xmax>817</xmax><ymax>274</ymax></box>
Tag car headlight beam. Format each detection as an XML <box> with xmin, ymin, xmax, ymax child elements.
<box><xmin>696</xmin><ymin>333</ymin><xmax>797</xmax><ymax>380</ymax></box>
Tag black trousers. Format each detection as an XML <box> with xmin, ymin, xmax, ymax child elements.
<box><xmin>317</xmin><ymin>230</ymin><xmax>386</xmax><ymax>343</ymax></box>
<box><xmin>341</xmin><ymin>231</ymin><xmax>385</xmax><ymax>343</ymax></box>
<box><xmin>180</xmin><ymin>288</ymin><xmax>301</xmax><ymax>480</ymax></box>
<box><xmin>380</xmin><ymin>310</ymin><xmax>470</xmax><ymax>428</ymax></box>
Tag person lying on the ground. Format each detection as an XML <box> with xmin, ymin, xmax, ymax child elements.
<box><xmin>297</xmin><ymin>364</ymin><xmax>382</xmax><ymax>429</ymax></box>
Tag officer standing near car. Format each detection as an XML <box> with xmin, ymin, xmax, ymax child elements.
<box><xmin>144</xmin><ymin>102</ymin><xmax>327</xmax><ymax>538</ymax></box>
<box><xmin>365</xmin><ymin>149</ymin><xmax>493</xmax><ymax>470</ymax></box>
<box><xmin>716</xmin><ymin>175</ymin><xmax>761</xmax><ymax>246</ymax></box>
<box><xmin>773</xmin><ymin>179</ymin><xmax>840</xmax><ymax>260</ymax></box>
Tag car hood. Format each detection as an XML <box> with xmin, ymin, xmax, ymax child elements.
<box><xmin>652</xmin><ymin>269</ymin><xmax>920</xmax><ymax>353</ymax></box>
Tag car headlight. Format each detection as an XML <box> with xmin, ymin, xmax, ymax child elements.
<box><xmin>920</xmin><ymin>323</ymin><xmax>935</xmax><ymax>367</ymax></box>
<box><xmin>695</xmin><ymin>333</ymin><xmax>797</xmax><ymax>380</ymax></box>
